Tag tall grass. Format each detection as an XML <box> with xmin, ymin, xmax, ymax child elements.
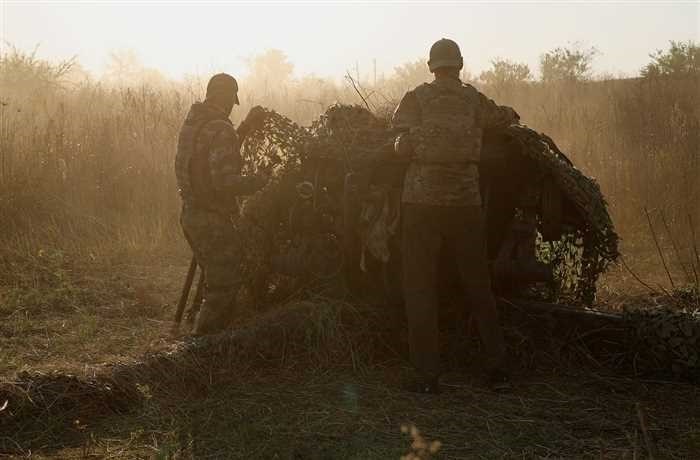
<box><xmin>495</xmin><ymin>77</ymin><xmax>699</xmax><ymax>239</ymax></box>
<box><xmin>1</xmin><ymin>49</ymin><xmax>698</xmax><ymax>286</ymax></box>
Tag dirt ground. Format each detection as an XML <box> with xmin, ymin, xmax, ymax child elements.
<box><xmin>1</xmin><ymin>251</ymin><xmax>699</xmax><ymax>459</ymax></box>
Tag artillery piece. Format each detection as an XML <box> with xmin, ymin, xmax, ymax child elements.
<box><xmin>237</xmin><ymin>104</ymin><xmax>619</xmax><ymax>306</ymax></box>
<box><xmin>170</xmin><ymin>103</ymin><xmax>698</xmax><ymax>382</ymax></box>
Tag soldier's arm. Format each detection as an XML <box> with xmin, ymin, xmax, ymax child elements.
<box><xmin>236</xmin><ymin>106</ymin><xmax>267</xmax><ymax>142</ymax></box>
<box><xmin>236</xmin><ymin>118</ymin><xmax>256</xmax><ymax>142</ymax></box>
<box><xmin>475</xmin><ymin>91</ymin><xmax>520</xmax><ymax>129</ymax></box>
<box><xmin>390</xmin><ymin>90</ymin><xmax>421</xmax><ymax>132</ymax></box>
<box><xmin>208</xmin><ymin>124</ymin><xmax>266</xmax><ymax>197</ymax></box>
<box><xmin>391</xmin><ymin>90</ymin><xmax>421</xmax><ymax>157</ymax></box>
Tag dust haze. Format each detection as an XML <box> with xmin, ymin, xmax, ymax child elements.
<box><xmin>1</xmin><ymin>2</ymin><xmax>699</xmax><ymax>459</ymax></box>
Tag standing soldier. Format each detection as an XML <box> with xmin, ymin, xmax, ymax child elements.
<box><xmin>175</xmin><ymin>73</ymin><xmax>268</xmax><ymax>335</ymax></box>
<box><xmin>392</xmin><ymin>39</ymin><xmax>520</xmax><ymax>392</ymax></box>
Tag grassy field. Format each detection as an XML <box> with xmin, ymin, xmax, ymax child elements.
<box><xmin>2</xmin><ymin>252</ymin><xmax>698</xmax><ymax>459</ymax></box>
<box><xmin>3</xmin><ymin>291</ymin><xmax>700</xmax><ymax>459</ymax></box>
<box><xmin>18</xmin><ymin>368</ymin><xmax>700</xmax><ymax>459</ymax></box>
<box><xmin>1</xmin><ymin>49</ymin><xmax>699</xmax><ymax>458</ymax></box>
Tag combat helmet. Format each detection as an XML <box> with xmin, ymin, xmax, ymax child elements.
<box><xmin>428</xmin><ymin>38</ymin><xmax>463</xmax><ymax>73</ymax></box>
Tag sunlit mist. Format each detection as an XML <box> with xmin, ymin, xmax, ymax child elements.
<box><xmin>2</xmin><ymin>2</ymin><xmax>698</xmax><ymax>80</ymax></box>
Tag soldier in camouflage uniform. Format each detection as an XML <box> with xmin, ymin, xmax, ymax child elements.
<box><xmin>391</xmin><ymin>39</ymin><xmax>520</xmax><ymax>392</ymax></box>
<box><xmin>175</xmin><ymin>73</ymin><xmax>268</xmax><ymax>335</ymax></box>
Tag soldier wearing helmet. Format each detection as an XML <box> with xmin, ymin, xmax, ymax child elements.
<box><xmin>175</xmin><ymin>73</ymin><xmax>268</xmax><ymax>335</ymax></box>
<box><xmin>392</xmin><ymin>39</ymin><xmax>520</xmax><ymax>392</ymax></box>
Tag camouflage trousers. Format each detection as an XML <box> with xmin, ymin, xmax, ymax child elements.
<box><xmin>180</xmin><ymin>204</ymin><xmax>242</xmax><ymax>335</ymax></box>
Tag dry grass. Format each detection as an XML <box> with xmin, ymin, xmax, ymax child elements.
<box><xmin>2</xmin><ymin>71</ymin><xmax>697</xmax><ymax>306</ymax></box>
<box><xmin>1</xmin><ymin>51</ymin><xmax>699</xmax><ymax>458</ymax></box>
<box><xmin>2</xmin><ymin>54</ymin><xmax>698</xmax><ymax>304</ymax></box>
<box><xmin>2</xmin><ymin>296</ymin><xmax>699</xmax><ymax>458</ymax></box>
<box><xmin>0</xmin><ymin>237</ymin><xmax>189</xmax><ymax>376</ymax></box>
<box><xmin>19</xmin><ymin>368</ymin><xmax>695</xmax><ymax>459</ymax></box>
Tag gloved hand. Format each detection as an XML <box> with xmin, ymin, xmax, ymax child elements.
<box><xmin>243</xmin><ymin>105</ymin><xmax>268</xmax><ymax>130</ymax></box>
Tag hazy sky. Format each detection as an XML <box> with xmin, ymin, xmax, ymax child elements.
<box><xmin>1</xmin><ymin>1</ymin><xmax>698</xmax><ymax>80</ymax></box>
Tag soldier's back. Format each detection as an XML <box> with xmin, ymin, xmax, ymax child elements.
<box><xmin>402</xmin><ymin>79</ymin><xmax>484</xmax><ymax>207</ymax></box>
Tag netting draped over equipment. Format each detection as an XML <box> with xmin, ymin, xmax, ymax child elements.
<box><xmin>505</xmin><ymin>125</ymin><xmax>620</xmax><ymax>302</ymax></box>
<box><xmin>240</xmin><ymin>108</ymin><xmax>310</xmax><ymax>176</ymax></box>
<box><xmin>235</xmin><ymin>105</ymin><xmax>619</xmax><ymax>304</ymax></box>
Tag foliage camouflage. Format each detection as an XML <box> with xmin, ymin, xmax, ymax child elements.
<box><xmin>237</xmin><ymin>104</ymin><xmax>619</xmax><ymax>304</ymax></box>
<box><xmin>625</xmin><ymin>288</ymin><xmax>700</xmax><ymax>381</ymax></box>
<box><xmin>504</xmin><ymin>124</ymin><xmax>620</xmax><ymax>302</ymax></box>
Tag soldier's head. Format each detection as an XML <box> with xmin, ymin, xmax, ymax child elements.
<box><xmin>428</xmin><ymin>38</ymin><xmax>463</xmax><ymax>79</ymax></box>
<box><xmin>205</xmin><ymin>73</ymin><xmax>240</xmax><ymax>116</ymax></box>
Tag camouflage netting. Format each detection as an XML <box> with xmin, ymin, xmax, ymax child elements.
<box><xmin>626</xmin><ymin>307</ymin><xmax>700</xmax><ymax>380</ymax></box>
<box><xmin>506</xmin><ymin>126</ymin><xmax>620</xmax><ymax>302</ymax></box>
<box><xmin>236</xmin><ymin>104</ymin><xmax>619</xmax><ymax>303</ymax></box>
<box><xmin>519</xmin><ymin>128</ymin><xmax>618</xmax><ymax>257</ymax></box>
<box><xmin>235</xmin><ymin>109</ymin><xmax>310</xmax><ymax>294</ymax></box>
<box><xmin>234</xmin><ymin>105</ymin><xmax>396</xmax><ymax>304</ymax></box>
<box><xmin>624</xmin><ymin>288</ymin><xmax>700</xmax><ymax>381</ymax></box>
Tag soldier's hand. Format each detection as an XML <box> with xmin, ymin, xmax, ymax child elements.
<box><xmin>504</xmin><ymin>106</ymin><xmax>520</xmax><ymax>124</ymax></box>
<box><xmin>244</xmin><ymin>105</ymin><xmax>268</xmax><ymax>129</ymax></box>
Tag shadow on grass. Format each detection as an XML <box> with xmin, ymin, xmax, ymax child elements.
<box><xmin>35</xmin><ymin>366</ymin><xmax>700</xmax><ymax>459</ymax></box>
<box><xmin>2</xmin><ymin>299</ymin><xmax>699</xmax><ymax>458</ymax></box>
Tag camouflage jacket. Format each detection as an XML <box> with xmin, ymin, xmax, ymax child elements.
<box><xmin>391</xmin><ymin>77</ymin><xmax>518</xmax><ymax>207</ymax></box>
<box><xmin>175</xmin><ymin>102</ymin><xmax>263</xmax><ymax>214</ymax></box>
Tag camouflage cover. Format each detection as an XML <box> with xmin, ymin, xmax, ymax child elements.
<box><xmin>236</xmin><ymin>104</ymin><xmax>619</xmax><ymax>304</ymax></box>
<box><xmin>506</xmin><ymin>124</ymin><xmax>619</xmax><ymax>263</ymax></box>
<box><xmin>626</xmin><ymin>301</ymin><xmax>700</xmax><ymax>380</ymax></box>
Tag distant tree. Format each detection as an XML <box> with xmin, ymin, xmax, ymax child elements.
<box><xmin>539</xmin><ymin>45</ymin><xmax>598</xmax><ymax>82</ymax></box>
<box><xmin>392</xmin><ymin>59</ymin><xmax>432</xmax><ymax>89</ymax></box>
<box><xmin>104</xmin><ymin>49</ymin><xmax>167</xmax><ymax>87</ymax></box>
<box><xmin>371</xmin><ymin>59</ymin><xmax>429</xmax><ymax>102</ymax></box>
<box><xmin>0</xmin><ymin>44</ymin><xmax>75</xmax><ymax>92</ymax></box>
<box><xmin>242</xmin><ymin>49</ymin><xmax>295</xmax><ymax>102</ymax></box>
<box><xmin>389</xmin><ymin>58</ymin><xmax>475</xmax><ymax>88</ymax></box>
<box><xmin>479</xmin><ymin>58</ymin><xmax>532</xmax><ymax>89</ymax></box>
<box><xmin>246</xmin><ymin>49</ymin><xmax>294</xmax><ymax>85</ymax></box>
<box><xmin>105</xmin><ymin>49</ymin><xmax>140</xmax><ymax>82</ymax></box>
<box><xmin>641</xmin><ymin>41</ymin><xmax>699</xmax><ymax>78</ymax></box>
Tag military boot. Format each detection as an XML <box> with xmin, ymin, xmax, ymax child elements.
<box><xmin>192</xmin><ymin>300</ymin><xmax>231</xmax><ymax>336</ymax></box>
